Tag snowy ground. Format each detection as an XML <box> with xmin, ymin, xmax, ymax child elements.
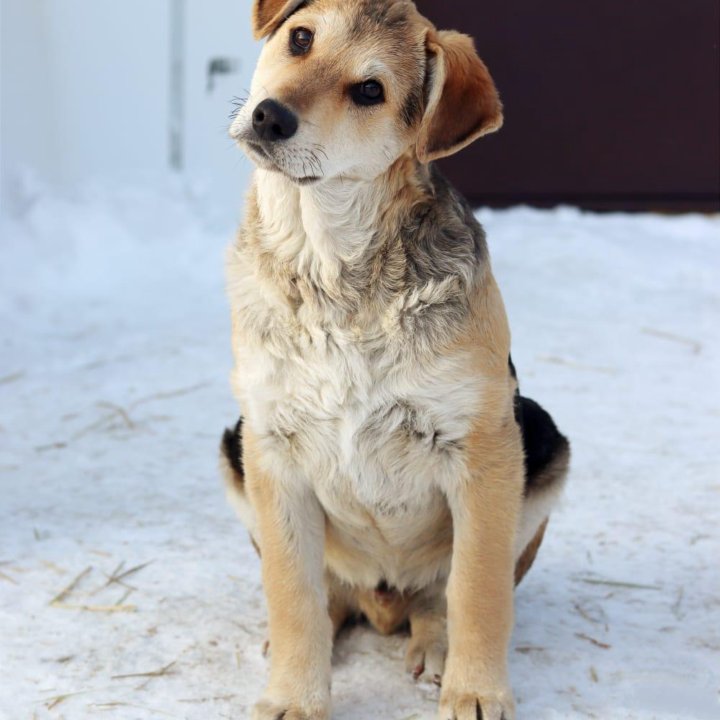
<box><xmin>1</xmin><ymin>180</ymin><xmax>718</xmax><ymax>720</ymax></box>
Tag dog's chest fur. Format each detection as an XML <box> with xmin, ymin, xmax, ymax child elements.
<box><xmin>229</xmin><ymin>169</ymin><xmax>488</xmax><ymax>587</ymax></box>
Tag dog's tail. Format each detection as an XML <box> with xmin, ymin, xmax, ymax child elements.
<box><xmin>514</xmin><ymin>396</ymin><xmax>570</xmax><ymax>584</ymax></box>
<box><xmin>220</xmin><ymin>417</ymin><xmax>260</xmax><ymax>552</ymax></box>
<box><xmin>221</xmin><ymin>417</ymin><xmax>245</xmax><ymax>485</ymax></box>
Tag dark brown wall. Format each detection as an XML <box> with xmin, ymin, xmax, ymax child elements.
<box><xmin>416</xmin><ymin>0</ymin><xmax>720</xmax><ymax>211</ymax></box>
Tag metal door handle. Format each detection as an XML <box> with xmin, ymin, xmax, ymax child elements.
<box><xmin>207</xmin><ymin>57</ymin><xmax>240</xmax><ymax>93</ymax></box>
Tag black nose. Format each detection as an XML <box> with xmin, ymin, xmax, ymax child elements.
<box><xmin>252</xmin><ymin>99</ymin><xmax>298</xmax><ymax>142</ymax></box>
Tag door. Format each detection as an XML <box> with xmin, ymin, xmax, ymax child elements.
<box><xmin>415</xmin><ymin>0</ymin><xmax>720</xmax><ymax>211</ymax></box>
<box><xmin>182</xmin><ymin>1</ymin><xmax>260</xmax><ymax>225</ymax></box>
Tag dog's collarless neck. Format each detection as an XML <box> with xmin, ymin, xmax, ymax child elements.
<box><xmin>253</xmin><ymin>165</ymin><xmax>413</xmax><ymax>277</ymax></box>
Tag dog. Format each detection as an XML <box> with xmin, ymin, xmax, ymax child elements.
<box><xmin>221</xmin><ymin>1</ymin><xmax>570</xmax><ymax>718</ymax></box>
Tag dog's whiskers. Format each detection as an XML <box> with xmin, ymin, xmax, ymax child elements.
<box><xmin>275</xmin><ymin>146</ymin><xmax>325</xmax><ymax>181</ymax></box>
<box><xmin>312</xmin><ymin>144</ymin><xmax>329</xmax><ymax>162</ymax></box>
<box><xmin>309</xmin><ymin>150</ymin><xmax>324</xmax><ymax>178</ymax></box>
<box><xmin>229</xmin><ymin>95</ymin><xmax>248</xmax><ymax>121</ymax></box>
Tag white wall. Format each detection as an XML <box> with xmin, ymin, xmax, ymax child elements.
<box><xmin>1</xmin><ymin>0</ymin><xmax>59</xmax><ymax>210</ymax></box>
<box><xmin>42</xmin><ymin>0</ymin><xmax>171</xmax><ymax>185</ymax></box>
<box><xmin>1</xmin><ymin>0</ymin><xmax>260</xmax><ymax>222</ymax></box>
<box><xmin>1</xmin><ymin>0</ymin><xmax>170</xmax><ymax>195</ymax></box>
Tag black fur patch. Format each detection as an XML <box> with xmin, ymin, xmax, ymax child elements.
<box><xmin>222</xmin><ymin>417</ymin><xmax>245</xmax><ymax>478</ymax></box>
<box><xmin>508</xmin><ymin>354</ymin><xmax>568</xmax><ymax>490</ymax></box>
<box><xmin>401</xmin><ymin>82</ymin><xmax>424</xmax><ymax>127</ymax></box>
<box><xmin>517</xmin><ymin>396</ymin><xmax>568</xmax><ymax>490</ymax></box>
<box><xmin>508</xmin><ymin>354</ymin><xmax>518</xmax><ymax>379</ymax></box>
<box><xmin>509</xmin><ymin>355</ymin><xmax>523</xmax><ymax>430</ymax></box>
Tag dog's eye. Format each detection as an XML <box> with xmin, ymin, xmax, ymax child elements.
<box><xmin>290</xmin><ymin>28</ymin><xmax>313</xmax><ymax>55</ymax></box>
<box><xmin>350</xmin><ymin>80</ymin><xmax>385</xmax><ymax>107</ymax></box>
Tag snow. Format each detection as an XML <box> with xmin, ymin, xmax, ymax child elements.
<box><xmin>1</xmin><ymin>179</ymin><xmax>718</xmax><ymax>720</ymax></box>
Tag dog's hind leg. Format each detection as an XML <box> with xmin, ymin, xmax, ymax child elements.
<box><xmin>327</xmin><ymin>573</ymin><xmax>358</xmax><ymax>638</ymax></box>
<box><xmin>404</xmin><ymin>581</ymin><xmax>447</xmax><ymax>686</ymax></box>
<box><xmin>513</xmin><ymin>397</ymin><xmax>570</xmax><ymax>584</ymax></box>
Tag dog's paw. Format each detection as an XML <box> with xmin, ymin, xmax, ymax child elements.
<box><xmin>252</xmin><ymin>698</ymin><xmax>329</xmax><ymax>720</ymax></box>
<box><xmin>437</xmin><ymin>687</ymin><xmax>515</xmax><ymax>720</ymax></box>
<box><xmin>405</xmin><ymin>633</ymin><xmax>447</xmax><ymax>686</ymax></box>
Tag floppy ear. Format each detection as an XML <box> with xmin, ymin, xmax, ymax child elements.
<box><xmin>416</xmin><ymin>30</ymin><xmax>503</xmax><ymax>163</ymax></box>
<box><xmin>253</xmin><ymin>0</ymin><xmax>306</xmax><ymax>40</ymax></box>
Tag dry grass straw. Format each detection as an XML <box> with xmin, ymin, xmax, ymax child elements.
<box><xmin>0</xmin><ymin>570</ymin><xmax>18</xmax><ymax>585</ymax></box>
<box><xmin>44</xmin><ymin>689</ymin><xmax>91</xmax><ymax>710</ymax></box>
<box><xmin>575</xmin><ymin>632</ymin><xmax>611</xmax><ymax>650</ymax></box>
<box><xmin>52</xmin><ymin>603</ymin><xmax>137</xmax><ymax>613</ymax></box>
<box><xmin>49</xmin><ymin>566</ymin><xmax>93</xmax><ymax>605</ymax></box>
<box><xmin>642</xmin><ymin>327</ymin><xmax>702</xmax><ymax>354</ymax></box>
<box><xmin>49</xmin><ymin>561</ymin><xmax>151</xmax><ymax>613</ymax></box>
<box><xmin>572</xmin><ymin>574</ymin><xmax>662</xmax><ymax>591</ymax></box>
<box><xmin>88</xmin><ymin>701</ymin><xmax>182</xmax><ymax>717</ymax></box>
<box><xmin>111</xmin><ymin>661</ymin><xmax>177</xmax><ymax>681</ymax></box>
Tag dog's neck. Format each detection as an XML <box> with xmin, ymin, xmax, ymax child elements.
<box><xmin>252</xmin><ymin>155</ymin><xmax>427</xmax><ymax>289</ymax></box>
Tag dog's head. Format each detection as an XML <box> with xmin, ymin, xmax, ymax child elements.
<box><xmin>231</xmin><ymin>0</ymin><xmax>502</xmax><ymax>184</ymax></box>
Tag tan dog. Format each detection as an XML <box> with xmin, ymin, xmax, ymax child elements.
<box><xmin>221</xmin><ymin>1</ymin><xmax>570</xmax><ymax>718</ymax></box>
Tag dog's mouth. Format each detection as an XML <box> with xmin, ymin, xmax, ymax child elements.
<box><xmin>245</xmin><ymin>140</ymin><xmax>272</xmax><ymax>163</ymax></box>
<box><xmin>243</xmin><ymin>140</ymin><xmax>321</xmax><ymax>186</ymax></box>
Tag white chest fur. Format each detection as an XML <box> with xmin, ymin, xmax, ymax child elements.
<box><xmin>235</xmin><ymin>322</ymin><xmax>482</xmax><ymax>588</ymax></box>
<box><xmin>228</xmin><ymin>172</ymin><xmax>485</xmax><ymax>588</ymax></box>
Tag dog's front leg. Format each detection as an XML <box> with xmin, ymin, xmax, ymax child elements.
<box><xmin>439</xmin><ymin>421</ymin><xmax>524</xmax><ymax>720</ymax></box>
<box><xmin>244</xmin><ymin>431</ymin><xmax>332</xmax><ymax>720</ymax></box>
